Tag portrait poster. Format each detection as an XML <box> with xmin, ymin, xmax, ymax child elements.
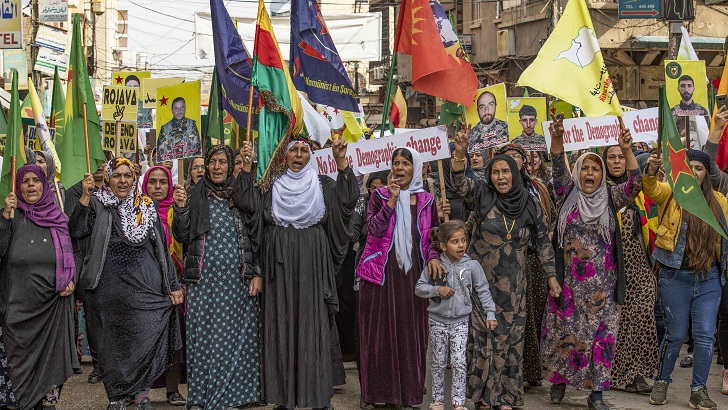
<box><xmin>664</xmin><ymin>60</ymin><xmax>709</xmax><ymax>117</ymax></box>
<box><xmin>465</xmin><ymin>83</ymin><xmax>508</xmax><ymax>128</ymax></box>
<box><xmin>111</xmin><ymin>71</ymin><xmax>151</xmax><ymax>87</ymax></box>
<box><xmin>506</xmin><ymin>97</ymin><xmax>548</xmax><ymax>151</ymax></box>
<box><xmin>464</xmin><ymin>83</ymin><xmax>509</xmax><ymax>152</ymax></box>
<box><xmin>142</xmin><ymin>77</ymin><xmax>184</xmax><ymax>109</ymax></box>
<box><xmin>155</xmin><ymin>81</ymin><xmax>201</xmax><ymax>162</ymax></box>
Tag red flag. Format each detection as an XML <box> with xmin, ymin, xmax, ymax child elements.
<box><xmin>394</xmin><ymin>0</ymin><xmax>477</xmax><ymax>106</ymax></box>
<box><xmin>712</xmin><ymin>65</ymin><xmax>728</xmax><ymax>170</ymax></box>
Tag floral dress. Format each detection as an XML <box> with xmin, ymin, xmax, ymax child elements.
<box><xmin>541</xmin><ymin>154</ymin><xmax>641</xmax><ymax>391</ymax></box>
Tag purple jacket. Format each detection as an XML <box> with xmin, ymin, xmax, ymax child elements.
<box><xmin>356</xmin><ymin>187</ymin><xmax>439</xmax><ymax>286</ymax></box>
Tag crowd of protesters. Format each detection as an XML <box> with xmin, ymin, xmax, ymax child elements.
<box><xmin>1</xmin><ymin>106</ymin><xmax>728</xmax><ymax>410</ymax></box>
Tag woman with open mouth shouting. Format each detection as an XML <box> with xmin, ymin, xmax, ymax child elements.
<box><xmin>542</xmin><ymin>117</ymin><xmax>641</xmax><ymax>410</ymax></box>
<box><xmin>450</xmin><ymin>128</ymin><xmax>558</xmax><ymax>410</ymax></box>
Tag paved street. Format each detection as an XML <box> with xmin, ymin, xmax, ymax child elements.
<box><xmin>59</xmin><ymin>347</ymin><xmax>728</xmax><ymax>409</ymax></box>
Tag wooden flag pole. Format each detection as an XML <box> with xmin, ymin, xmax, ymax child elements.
<box><xmin>437</xmin><ymin>159</ymin><xmax>449</xmax><ymax>222</ymax></box>
<box><xmin>245</xmin><ymin>86</ymin><xmax>254</xmax><ymax>143</ymax></box>
<box><xmin>114</xmin><ymin>120</ymin><xmax>121</xmax><ymax>159</ymax></box>
<box><xmin>53</xmin><ymin>179</ymin><xmax>64</xmax><ymax>211</ymax></box>
<box><xmin>9</xmin><ymin>155</ymin><xmax>16</xmax><ymax>218</ymax></box>
<box><xmin>684</xmin><ymin>116</ymin><xmax>691</xmax><ymax>150</ymax></box>
<box><xmin>82</xmin><ymin>103</ymin><xmax>91</xmax><ymax>173</ymax></box>
<box><xmin>178</xmin><ymin>159</ymin><xmax>185</xmax><ymax>187</ymax></box>
<box><xmin>244</xmin><ymin>85</ymin><xmax>255</xmax><ymax>163</ymax></box>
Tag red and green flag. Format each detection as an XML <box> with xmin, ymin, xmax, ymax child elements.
<box><xmin>659</xmin><ymin>84</ymin><xmax>727</xmax><ymax>239</ymax></box>
<box><xmin>55</xmin><ymin>13</ymin><xmax>105</xmax><ymax>189</ymax></box>
<box><xmin>251</xmin><ymin>0</ymin><xmax>303</xmax><ymax>182</ymax></box>
<box><xmin>0</xmin><ymin>70</ymin><xmax>27</xmax><ymax>204</ymax></box>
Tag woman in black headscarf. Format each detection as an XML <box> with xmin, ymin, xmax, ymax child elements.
<box><xmin>450</xmin><ymin>129</ymin><xmax>559</xmax><ymax>410</ymax></box>
<box><xmin>494</xmin><ymin>143</ymin><xmax>556</xmax><ymax>387</ymax></box>
<box><xmin>172</xmin><ymin>143</ymin><xmax>263</xmax><ymax>410</ymax></box>
<box><xmin>69</xmin><ymin>158</ymin><xmax>184</xmax><ymax>410</ymax></box>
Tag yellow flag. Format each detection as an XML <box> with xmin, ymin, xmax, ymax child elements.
<box><xmin>341</xmin><ymin>110</ymin><xmax>363</xmax><ymax>143</ymax></box>
<box><xmin>516</xmin><ymin>0</ymin><xmax>622</xmax><ymax>117</ymax></box>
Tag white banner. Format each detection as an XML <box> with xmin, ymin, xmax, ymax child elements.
<box><xmin>35</xmin><ymin>25</ymin><xmax>67</xmax><ymax>52</ymax></box>
<box><xmin>312</xmin><ymin>126</ymin><xmax>450</xmax><ymax>179</ymax></box>
<box><xmin>39</xmin><ymin>0</ymin><xmax>68</xmax><ymax>23</ymax></box>
<box><xmin>543</xmin><ymin>108</ymin><xmax>659</xmax><ymax>151</ymax></box>
<box><xmin>34</xmin><ymin>47</ymin><xmax>68</xmax><ymax>76</ymax></box>
<box><xmin>194</xmin><ymin>12</ymin><xmax>382</xmax><ymax>62</ymax></box>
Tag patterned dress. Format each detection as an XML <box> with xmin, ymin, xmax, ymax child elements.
<box><xmin>453</xmin><ymin>172</ymin><xmax>555</xmax><ymax>408</ymax></box>
<box><xmin>541</xmin><ymin>155</ymin><xmax>641</xmax><ymax>391</ymax></box>
<box><xmin>523</xmin><ymin>184</ymin><xmax>556</xmax><ymax>384</ymax></box>
<box><xmin>610</xmin><ymin>206</ymin><xmax>658</xmax><ymax>388</ymax></box>
<box><xmin>186</xmin><ymin>197</ymin><xmax>262</xmax><ymax>409</ymax></box>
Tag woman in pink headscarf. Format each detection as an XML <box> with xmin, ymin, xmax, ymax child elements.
<box><xmin>142</xmin><ymin>165</ymin><xmax>187</xmax><ymax>407</ymax></box>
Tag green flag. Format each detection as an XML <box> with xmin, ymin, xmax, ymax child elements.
<box><xmin>660</xmin><ymin>84</ymin><xmax>727</xmax><ymax>239</ymax></box>
<box><xmin>51</xmin><ymin>66</ymin><xmax>65</xmax><ymax>135</ymax></box>
<box><xmin>523</xmin><ymin>88</ymin><xmax>530</xmax><ymax>97</ymax></box>
<box><xmin>205</xmin><ymin>71</ymin><xmax>225</xmax><ymax>145</ymax></box>
<box><xmin>55</xmin><ymin>14</ymin><xmax>105</xmax><ymax>189</ymax></box>
<box><xmin>0</xmin><ymin>102</ymin><xmax>8</xmax><ymax>136</ymax></box>
<box><xmin>0</xmin><ymin>70</ymin><xmax>27</xmax><ymax>203</ymax></box>
<box><xmin>438</xmin><ymin>101</ymin><xmax>464</xmax><ymax>126</ymax></box>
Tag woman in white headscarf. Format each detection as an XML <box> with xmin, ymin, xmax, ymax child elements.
<box><xmin>541</xmin><ymin>118</ymin><xmax>640</xmax><ymax>410</ymax></box>
<box><xmin>357</xmin><ymin>147</ymin><xmax>443</xmax><ymax>410</ymax></box>
<box><xmin>259</xmin><ymin>135</ymin><xmax>359</xmax><ymax>410</ymax></box>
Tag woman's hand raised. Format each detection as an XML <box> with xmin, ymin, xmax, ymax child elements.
<box><xmin>173</xmin><ymin>184</ymin><xmax>187</xmax><ymax>208</ymax></box>
<box><xmin>2</xmin><ymin>192</ymin><xmax>16</xmax><ymax>219</ymax></box>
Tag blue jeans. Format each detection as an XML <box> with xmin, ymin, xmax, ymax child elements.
<box><xmin>657</xmin><ymin>266</ymin><xmax>722</xmax><ymax>388</ymax></box>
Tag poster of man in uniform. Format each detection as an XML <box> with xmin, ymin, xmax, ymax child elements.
<box><xmin>156</xmin><ymin>81</ymin><xmax>201</xmax><ymax>162</ymax></box>
<box><xmin>507</xmin><ymin>97</ymin><xmax>547</xmax><ymax>151</ymax></box>
<box><xmin>113</xmin><ymin>71</ymin><xmax>154</xmax><ymax>129</ymax></box>
<box><xmin>664</xmin><ymin>60</ymin><xmax>709</xmax><ymax>117</ymax></box>
<box><xmin>464</xmin><ymin>83</ymin><xmax>509</xmax><ymax>154</ymax></box>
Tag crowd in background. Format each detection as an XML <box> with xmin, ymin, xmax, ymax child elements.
<box><xmin>0</xmin><ymin>106</ymin><xmax>728</xmax><ymax>410</ymax></box>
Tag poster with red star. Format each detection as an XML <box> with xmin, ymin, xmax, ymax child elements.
<box><xmin>110</xmin><ymin>71</ymin><xmax>151</xmax><ymax>87</ymax></box>
<box><xmin>155</xmin><ymin>81</ymin><xmax>202</xmax><ymax>161</ymax></box>
<box><xmin>142</xmin><ymin>77</ymin><xmax>184</xmax><ymax>109</ymax></box>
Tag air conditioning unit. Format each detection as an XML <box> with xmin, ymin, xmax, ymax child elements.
<box><xmin>496</xmin><ymin>29</ymin><xmax>515</xmax><ymax>57</ymax></box>
<box><xmin>372</xmin><ymin>66</ymin><xmax>387</xmax><ymax>81</ymax></box>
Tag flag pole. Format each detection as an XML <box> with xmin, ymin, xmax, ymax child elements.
<box><xmin>437</xmin><ymin>160</ymin><xmax>449</xmax><ymax>222</ymax></box>
<box><xmin>379</xmin><ymin>52</ymin><xmax>398</xmax><ymax>138</ymax></box>
<box><xmin>684</xmin><ymin>116</ymin><xmax>690</xmax><ymax>150</ymax></box>
<box><xmin>82</xmin><ymin>103</ymin><xmax>91</xmax><ymax>173</ymax></box>
<box><xmin>245</xmin><ymin>86</ymin><xmax>254</xmax><ymax>143</ymax></box>
<box><xmin>9</xmin><ymin>155</ymin><xmax>16</xmax><ymax>219</ymax></box>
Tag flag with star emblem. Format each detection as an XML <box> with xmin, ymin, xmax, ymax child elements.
<box><xmin>394</xmin><ymin>0</ymin><xmax>477</xmax><ymax>106</ymax></box>
<box><xmin>210</xmin><ymin>0</ymin><xmax>259</xmax><ymax>130</ymax></box>
<box><xmin>55</xmin><ymin>13</ymin><xmax>105</xmax><ymax>189</ymax></box>
<box><xmin>290</xmin><ymin>0</ymin><xmax>358</xmax><ymax>112</ymax></box>
<box><xmin>252</xmin><ymin>0</ymin><xmax>304</xmax><ymax>181</ymax></box>
<box><xmin>659</xmin><ymin>84</ymin><xmax>727</xmax><ymax>239</ymax></box>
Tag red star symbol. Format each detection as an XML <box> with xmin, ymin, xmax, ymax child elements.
<box><xmin>333</xmin><ymin>108</ymin><xmax>339</xmax><ymax>115</ymax></box>
<box><xmin>159</xmin><ymin>95</ymin><xmax>169</xmax><ymax>106</ymax></box>
<box><xmin>115</xmin><ymin>75</ymin><xmax>123</xmax><ymax>84</ymax></box>
<box><xmin>668</xmin><ymin>143</ymin><xmax>693</xmax><ymax>181</ymax></box>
